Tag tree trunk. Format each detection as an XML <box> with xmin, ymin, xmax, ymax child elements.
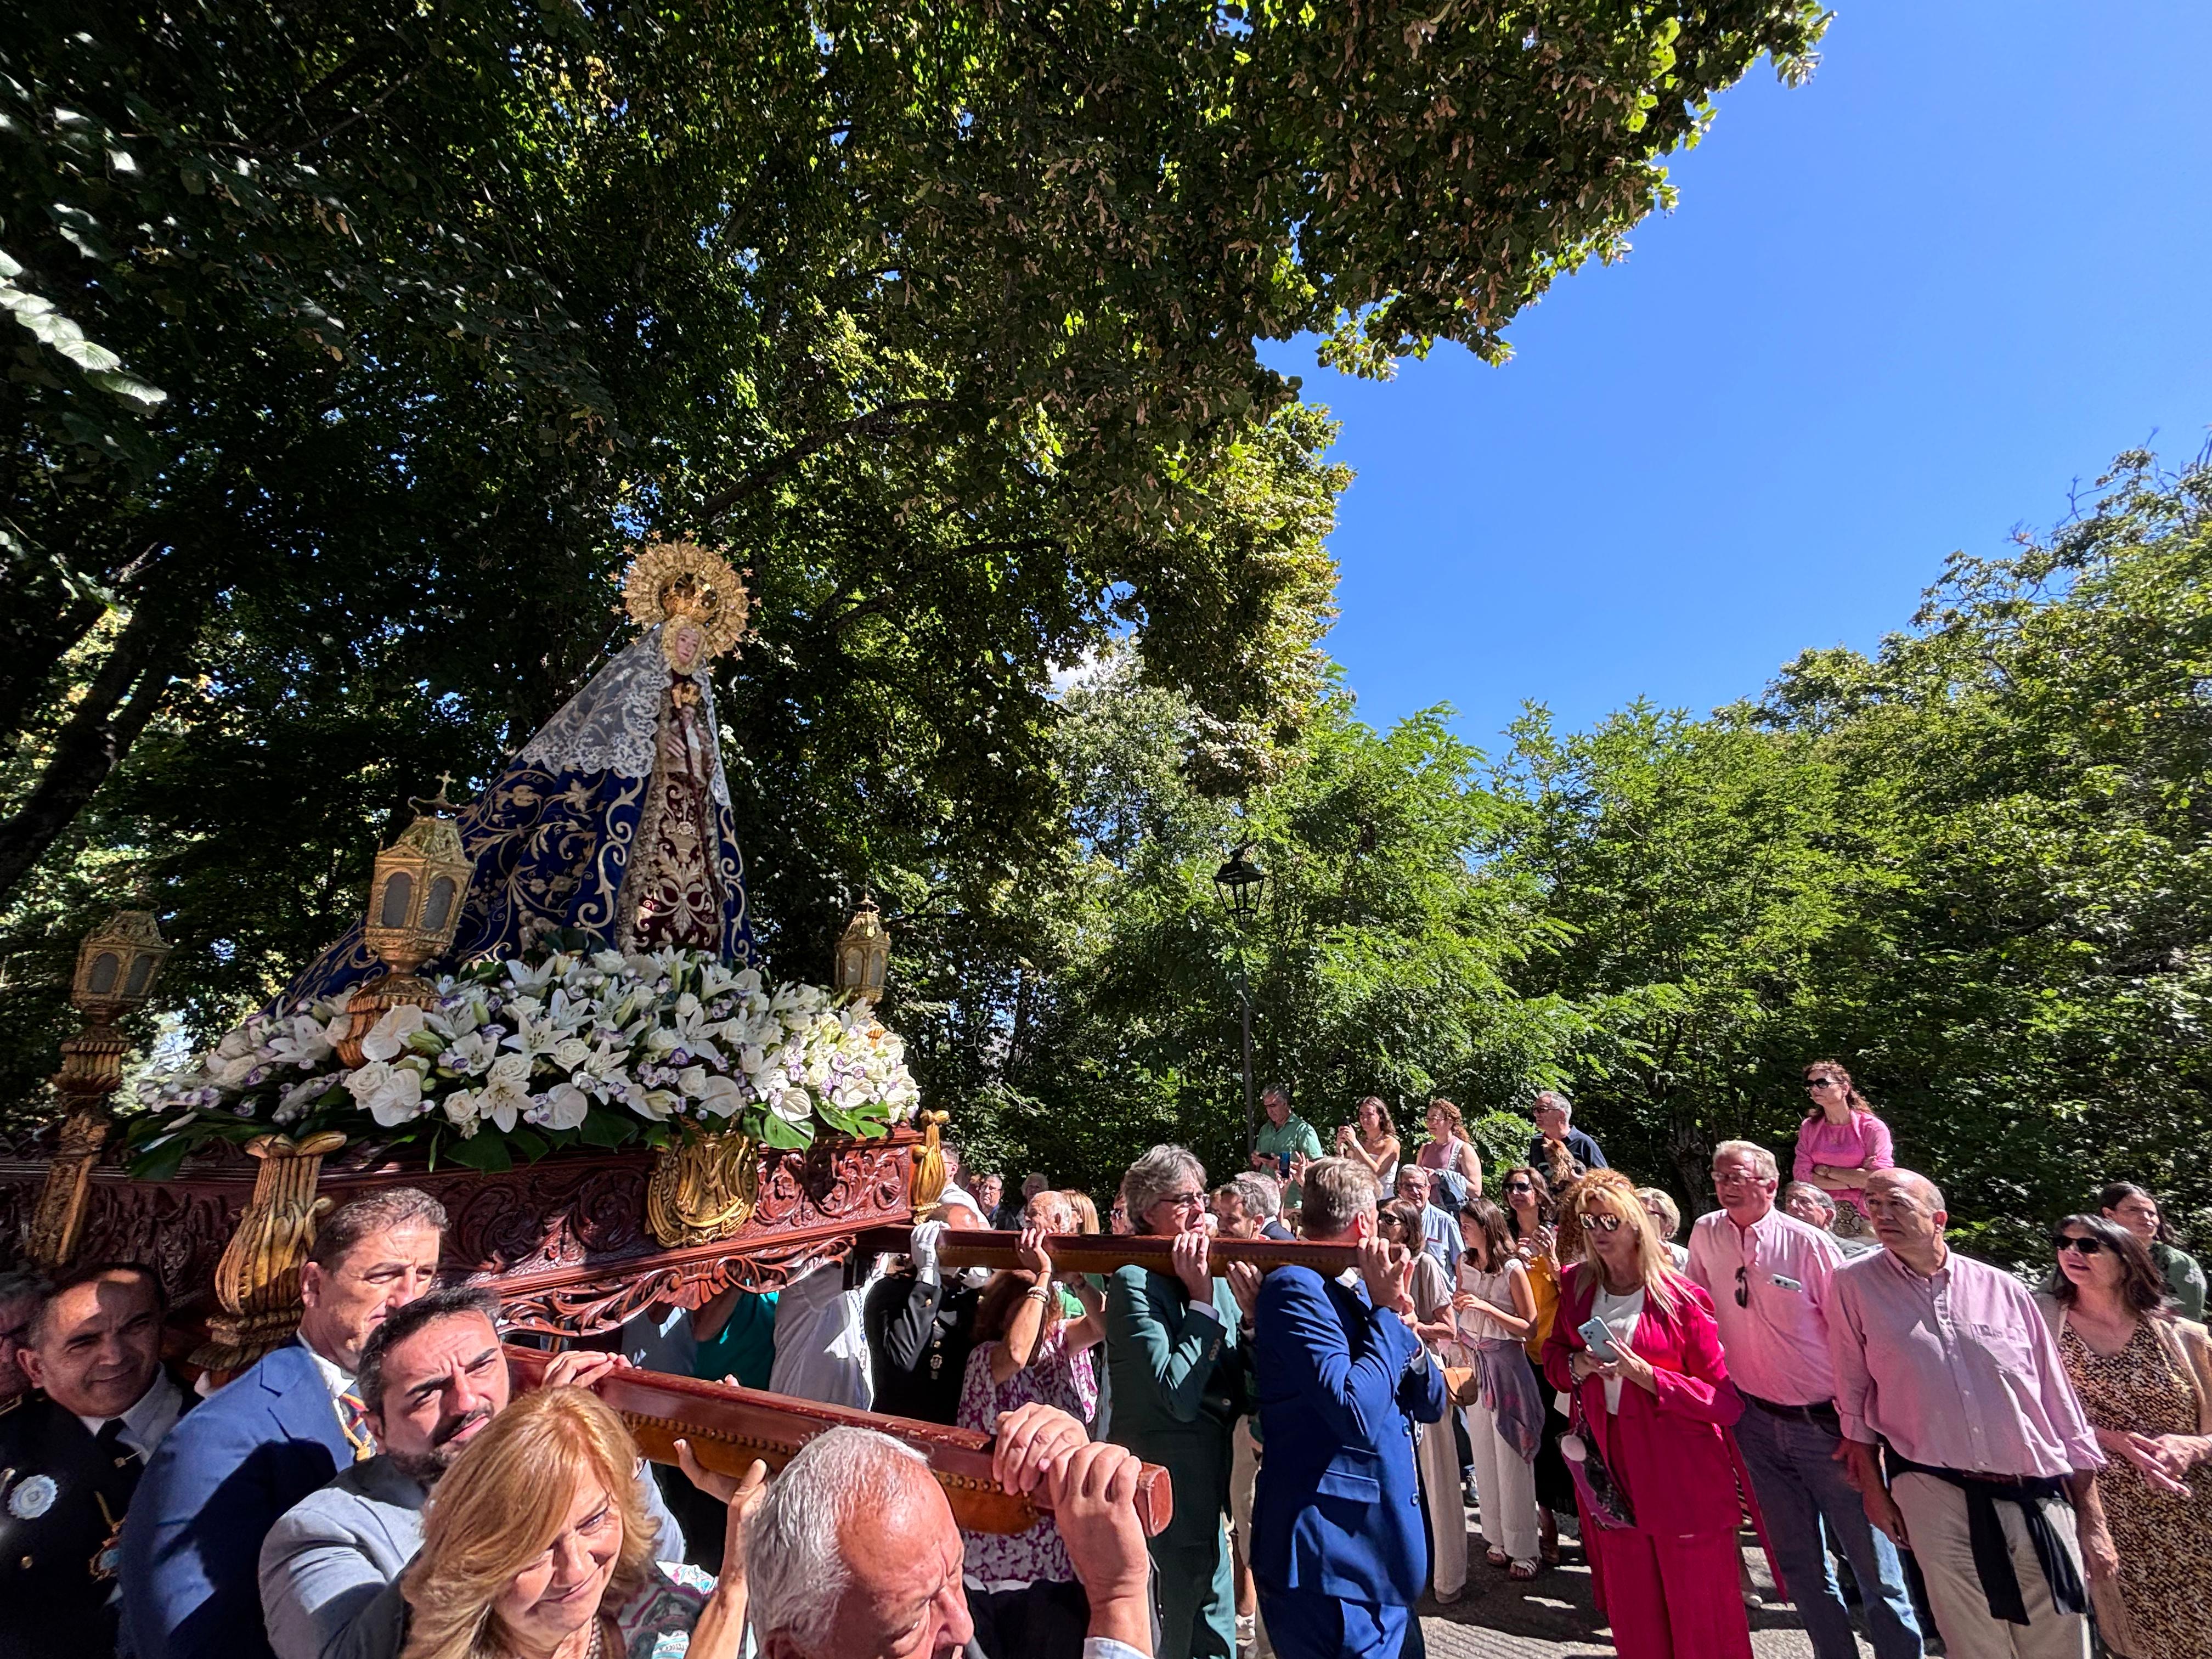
<box><xmin>0</xmin><ymin>597</ymin><xmax>195</xmax><ymax>905</ymax></box>
<box><xmin>0</xmin><ymin>597</ymin><xmax>109</xmax><ymax>746</ymax></box>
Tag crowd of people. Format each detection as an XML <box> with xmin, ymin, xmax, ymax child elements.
<box><xmin>2</xmin><ymin>1062</ymin><xmax>2208</xmax><ymax>1659</ymax></box>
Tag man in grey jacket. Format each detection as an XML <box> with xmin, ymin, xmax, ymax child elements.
<box><xmin>257</xmin><ymin>1286</ymin><xmax>690</xmax><ymax>1659</ymax></box>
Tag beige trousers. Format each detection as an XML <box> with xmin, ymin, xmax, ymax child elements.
<box><xmin>1890</xmin><ymin>1472</ymin><xmax>2090</xmax><ymax>1659</ymax></box>
<box><xmin>1228</xmin><ymin>1419</ymin><xmax>1273</xmax><ymax>1657</ymax></box>
<box><xmin>1417</xmin><ymin>1407</ymin><xmax>1470</xmax><ymax>1595</ymax></box>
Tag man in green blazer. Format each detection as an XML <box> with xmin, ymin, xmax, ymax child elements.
<box><xmin>1107</xmin><ymin>1144</ymin><xmax>1250</xmax><ymax>1659</ymax></box>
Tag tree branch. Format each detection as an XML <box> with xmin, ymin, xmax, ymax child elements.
<box><xmin>696</xmin><ymin>400</ymin><xmax>957</xmax><ymax>522</ymax></box>
<box><xmin>0</xmin><ymin>599</ymin><xmax>195</xmax><ymax>905</ymax></box>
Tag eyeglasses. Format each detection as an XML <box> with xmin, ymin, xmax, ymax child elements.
<box><xmin>2053</xmin><ymin>1235</ymin><xmax>2106</xmax><ymax>1256</ymax></box>
<box><xmin>1735</xmin><ymin>1265</ymin><xmax>1750</xmax><ymax>1308</ymax></box>
<box><xmin>1161</xmin><ymin>1190</ymin><xmax>1208</xmax><ymax>1211</ymax></box>
<box><xmin>1806</xmin><ymin>1077</ymin><xmax>1842</xmax><ymax>1091</ymax></box>
<box><xmin>1584</xmin><ymin>1213</ymin><xmax>1626</xmax><ymax>1234</ymax></box>
<box><xmin>1505</xmin><ymin>1181</ymin><xmax>1535</xmax><ymax>1194</ymax></box>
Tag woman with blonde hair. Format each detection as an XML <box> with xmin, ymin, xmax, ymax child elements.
<box><xmin>1543</xmin><ymin>1170</ymin><xmax>1767</xmax><ymax>1659</ymax></box>
<box><xmin>402</xmin><ymin>1386</ymin><xmax>755</xmax><ymax>1659</ymax></box>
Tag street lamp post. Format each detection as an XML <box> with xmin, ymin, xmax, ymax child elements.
<box><xmin>1211</xmin><ymin>843</ymin><xmax>1268</xmax><ymax>1156</ymax></box>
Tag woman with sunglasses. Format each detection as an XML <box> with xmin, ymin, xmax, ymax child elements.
<box><xmin>1104</xmin><ymin>1143</ymin><xmax>1248</xmax><ymax>1659</ymax></box>
<box><xmin>1543</xmin><ymin>1170</ymin><xmax>1768</xmax><ymax>1659</ymax></box>
<box><xmin>1502</xmin><ymin>1165</ymin><xmax>1571</xmax><ymax>1562</ymax></box>
<box><xmin>2037</xmin><ymin>1214</ymin><xmax>2212</xmax><ymax>1659</ymax></box>
<box><xmin>1792</xmin><ymin>1061</ymin><xmax>1896</xmax><ymax>1237</ymax></box>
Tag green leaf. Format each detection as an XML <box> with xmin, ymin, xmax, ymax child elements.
<box><xmin>505</xmin><ymin>1127</ymin><xmax>549</xmax><ymax>1162</ymax></box>
<box><xmin>758</xmin><ymin>1112</ymin><xmax>814</xmax><ymax>1150</ymax></box>
<box><xmin>578</xmin><ymin>1109</ymin><xmax>637</xmax><ymax>1148</ymax></box>
<box><xmin>128</xmin><ymin>1136</ymin><xmax>194</xmax><ymax>1182</ymax></box>
<box><xmin>442</xmin><ymin>1134</ymin><xmax>514</xmax><ymax>1173</ymax></box>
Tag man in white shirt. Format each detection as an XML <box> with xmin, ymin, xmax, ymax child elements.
<box><xmin>745</xmin><ymin>1407</ymin><xmax>1154</xmax><ymax>1659</ymax></box>
<box><xmin>1686</xmin><ymin>1142</ymin><xmax>1922</xmax><ymax>1659</ymax></box>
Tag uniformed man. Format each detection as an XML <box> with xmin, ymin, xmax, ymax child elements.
<box><xmin>861</xmin><ymin>1198</ymin><xmax>988</xmax><ymax>1424</ymax></box>
<box><xmin>1</xmin><ymin>1260</ymin><xmax>183</xmax><ymax>1658</ymax></box>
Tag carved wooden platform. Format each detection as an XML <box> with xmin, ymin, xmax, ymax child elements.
<box><xmin>0</xmin><ymin>1124</ymin><xmax>923</xmax><ymax>1339</ymax></box>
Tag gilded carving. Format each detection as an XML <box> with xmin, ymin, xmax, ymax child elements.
<box><xmin>645</xmin><ymin>1131</ymin><xmax>759</xmax><ymax>1248</ymax></box>
<box><xmin>191</xmin><ymin>1131</ymin><xmax>347</xmax><ymax>1371</ymax></box>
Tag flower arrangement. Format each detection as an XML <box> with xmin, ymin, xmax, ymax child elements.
<box><xmin>126</xmin><ymin>941</ymin><xmax>922</xmax><ymax>1178</ymax></box>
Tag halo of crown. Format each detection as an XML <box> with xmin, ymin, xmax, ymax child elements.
<box><xmin>621</xmin><ymin>538</ymin><xmax>752</xmax><ymax>660</ymax></box>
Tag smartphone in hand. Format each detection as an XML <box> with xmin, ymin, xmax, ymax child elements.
<box><xmin>1577</xmin><ymin>1314</ymin><xmax>1620</xmax><ymax>1363</ymax></box>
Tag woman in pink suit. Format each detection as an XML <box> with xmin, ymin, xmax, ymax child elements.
<box><xmin>1543</xmin><ymin>1170</ymin><xmax>1766</xmax><ymax>1659</ymax></box>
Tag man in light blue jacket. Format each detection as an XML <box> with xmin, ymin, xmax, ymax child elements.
<box><xmin>257</xmin><ymin>1286</ymin><xmax>684</xmax><ymax>1659</ymax></box>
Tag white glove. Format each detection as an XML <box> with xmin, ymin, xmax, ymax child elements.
<box><xmin>912</xmin><ymin>1219</ymin><xmax>949</xmax><ymax>1286</ymax></box>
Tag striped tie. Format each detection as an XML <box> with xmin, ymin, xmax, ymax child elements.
<box><xmin>337</xmin><ymin>1389</ymin><xmax>375</xmax><ymax>1462</ymax></box>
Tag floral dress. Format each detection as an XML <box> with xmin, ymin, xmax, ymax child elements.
<box><xmin>956</xmin><ymin>1322</ymin><xmax>1100</xmax><ymax>1585</ymax></box>
<box><xmin>2057</xmin><ymin>1320</ymin><xmax>2212</xmax><ymax>1659</ymax></box>
<box><xmin>607</xmin><ymin>1561</ymin><xmax>718</xmax><ymax>1658</ymax></box>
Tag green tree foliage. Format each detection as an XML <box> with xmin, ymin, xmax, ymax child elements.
<box><xmin>2</xmin><ymin>0</ymin><xmax>1823</xmax><ymax>1106</ymax></box>
<box><xmin>919</xmin><ymin>656</ymin><xmax>1561</xmax><ymax>1197</ymax></box>
<box><xmin>1488</xmin><ymin>703</ymin><xmax>1854</xmax><ymax>1203</ymax></box>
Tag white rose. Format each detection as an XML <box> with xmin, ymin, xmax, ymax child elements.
<box><xmin>342</xmin><ymin>1060</ymin><xmax>424</xmax><ymax>1127</ymax></box>
<box><xmin>551</xmin><ymin>1036</ymin><xmax>594</xmax><ymax>1070</ymax></box>
<box><xmin>486</xmin><ymin>1052</ymin><xmax>533</xmax><ymax>1092</ymax></box>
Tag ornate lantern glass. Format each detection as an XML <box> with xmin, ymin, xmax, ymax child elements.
<box><xmin>72</xmin><ymin>909</ymin><xmax>171</xmax><ymax>1017</ymax></box>
<box><xmin>363</xmin><ymin>789</ymin><xmax>474</xmax><ymax>981</ymax></box>
<box><xmin>834</xmin><ymin>894</ymin><xmax>891</xmax><ymax>1003</ymax></box>
<box><xmin>1212</xmin><ymin>843</ymin><xmax>1268</xmax><ymax>920</ymax></box>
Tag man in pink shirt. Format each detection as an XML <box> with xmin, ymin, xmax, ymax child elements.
<box><xmin>1828</xmin><ymin>1169</ymin><xmax>2116</xmax><ymax>1659</ymax></box>
<box><xmin>1688</xmin><ymin>1141</ymin><xmax>1923</xmax><ymax>1659</ymax></box>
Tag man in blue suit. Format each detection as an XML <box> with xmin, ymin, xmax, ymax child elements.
<box><xmin>122</xmin><ymin>1189</ymin><xmax>446</xmax><ymax>1659</ymax></box>
<box><xmin>1241</xmin><ymin>1156</ymin><xmax>1446</xmax><ymax>1659</ymax></box>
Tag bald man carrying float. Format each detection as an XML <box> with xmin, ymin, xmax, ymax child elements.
<box><xmin>1827</xmin><ymin>1169</ymin><xmax>2116</xmax><ymax>1659</ymax></box>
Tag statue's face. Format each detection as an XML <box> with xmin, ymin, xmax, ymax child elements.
<box><xmin>665</xmin><ymin>622</ymin><xmax>703</xmax><ymax>672</ymax></box>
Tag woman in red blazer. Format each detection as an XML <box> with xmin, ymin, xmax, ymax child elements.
<box><xmin>1542</xmin><ymin>1170</ymin><xmax>1767</xmax><ymax>1659</ymax></box>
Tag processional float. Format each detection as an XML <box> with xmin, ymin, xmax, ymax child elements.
<box><xmin>0</xmin><ymin>538</ymin><xmax>1363</xmax><ymax>1530</ymax></box>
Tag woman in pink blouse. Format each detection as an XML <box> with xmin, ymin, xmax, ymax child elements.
<box><xmin>1793</xmin><ymin>1060</ymin><xmax>1895</xmax><ymax>1235</ymax></box>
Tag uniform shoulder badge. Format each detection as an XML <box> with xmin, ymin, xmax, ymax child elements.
<box><xmin>8</xmin><ymin>1472</ymin><xmax>57</xmax><ymax>1519</ymax></box>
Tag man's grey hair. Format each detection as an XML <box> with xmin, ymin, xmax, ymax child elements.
<box><xmin>1123</xmin><ymin>1144</ymin><xmax>1206</xmax><ymax>1225</ymax></box>
<box><xmin>745</xmin><ymin>1426</ymin><xmax>934</xmax><ymax>1647</ymax></box>
<box><xmin>1533</xmin><ymin>1090</ymin><xmax>1572</xmax><ymax>1119</ymax></box>
<box><xmin>1782</xmin><ymin>1181</ymin><xmax>1836</xmax><ymax>1218</ymax></box>
<box><xmin>1300</xmin><ymin>1156</ymin><xmax>1379</xmax><ymax>1239</ymax></box>
<box><xmin>1231</xmin><ymin>1171</ymin><xmax>1282</xmax><ymax>1221</ymax></box>
<box><xmin>308</xmin><ymin>1187</ymin><xmax>447</xmax><ymax>1271</ymax></box>
<box><xmin>1712</xmin><ymin>1139</ymin><xmax>1780</xmax><ymax>1183</ymax></box>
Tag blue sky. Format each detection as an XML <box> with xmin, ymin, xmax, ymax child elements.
<box><xmin>1263</xmin><ymin>0</ymin><xmax>2212</xmax><ymax>747</ymax></box>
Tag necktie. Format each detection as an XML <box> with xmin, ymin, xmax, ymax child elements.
<box><xmin>94</xmin><ymin>1417</ymin><xmax>144</xmax><ymax>1495</ymax></box>
<box><xmin>336</xmin><ymin>1390</ymin><xmax>375</xmax><ymax>1462</ymax></box>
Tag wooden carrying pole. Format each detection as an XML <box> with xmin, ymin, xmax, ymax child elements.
<box><xmin>504</xmin><ymin>1346</ymin><xmax>1171</xmax><ymax>1539</ymax></box>
<box><xmin>850</xmin><ymin>1226</ymin><xmax>1364</xmax><ymax>1278</ymax></box>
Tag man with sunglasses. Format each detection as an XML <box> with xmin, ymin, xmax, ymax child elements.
<box><xmin>1688</xmin><ymin>1143</ymin><xmax>1923</xmax><ymax>1659</ymax></box>
<box><xmin>1829</xmin><ymin>1170</ymin><xmax>2116</xmax><ymax>1659</ymax></box>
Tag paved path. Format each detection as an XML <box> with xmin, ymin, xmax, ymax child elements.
<box><xmin>1403</xmin><ymin>1512</ymin><xmax>1872</xmax><ymax>1658</ymax></box>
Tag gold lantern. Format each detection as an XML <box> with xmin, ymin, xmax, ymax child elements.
<box><xmin>30</xmin><ymin>908</ymin><xmax>172</xmax><ymax>1267</ymax></box>
<box><xmin>337</xmin><ymin>780</ymin><xmax>475</xmax><ymax>1066</ymax></box>
<box><xmin>833</xmin><ymin>893</ymin><xmax>890</xmax><ymax>1004</ymax></box>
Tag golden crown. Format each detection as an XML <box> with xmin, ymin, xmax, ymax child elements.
<box><xmin>621</xmin><ymin>538</ymin><xmax>751</xmax><ymax>659</ymax></box>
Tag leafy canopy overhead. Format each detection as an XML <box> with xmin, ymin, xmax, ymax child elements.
<box><xmin>0</xmin><ymin>0</ymin><xmax>1824</xmax><ymax>1104</ymax></box>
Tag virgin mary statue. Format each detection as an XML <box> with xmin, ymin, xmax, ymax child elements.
<box><xmin>286</xmin><ymin>539</ymin><xmax>758</xmax><ymax>1004</ymax></box>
